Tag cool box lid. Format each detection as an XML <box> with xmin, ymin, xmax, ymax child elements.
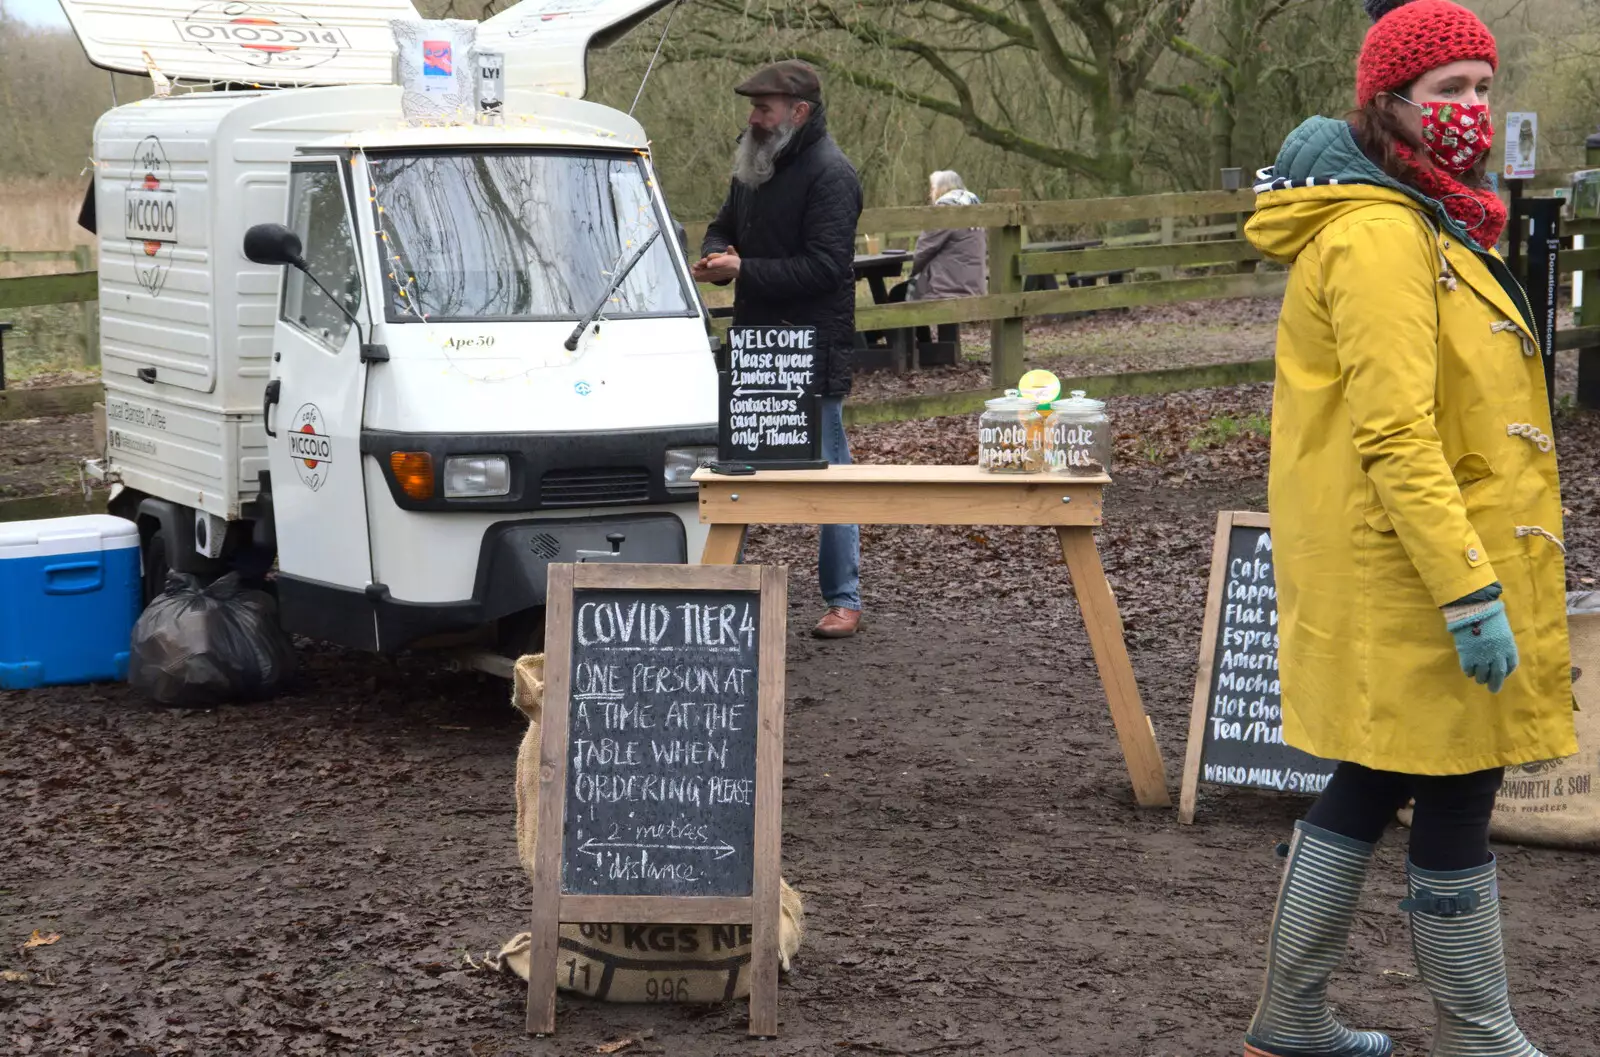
<box><xmin>0</xmin><ymin>514</ymin><xmax>141</xmax><ymax>561</ymax></box>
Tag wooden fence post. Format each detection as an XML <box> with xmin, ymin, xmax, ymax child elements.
<box><xmin>987</xmin><ymin>189</ymin><xmax>1024</xmax><ymax>389</ymax></box>
<box><xmin>1234</xmin><ymin>204</ymin><xmax>1257</xmax><ymax>275</ymax></box>
<box><xmin>72</xmin><ymin>244</ymin><xmax>100</xmax><ymax>368</ymax></box>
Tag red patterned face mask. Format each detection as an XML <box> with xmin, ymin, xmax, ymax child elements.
<box><xmin>1396</xmin><ymin>95</ymin><xmax>1494</xmax><ymax>175</ymax></box>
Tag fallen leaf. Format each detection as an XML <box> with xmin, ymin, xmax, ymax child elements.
<box><xmin>1</xmin><ymin>969</ymin><xmax>33</xmax><ymax>983</ymax></box>
<box><xmin>21</xmin><ymin>931</ymin><xmax>60</xmax><ymax>951</ymax></box>
<box><xmin>596</xmin><ymin>1041</ymin><xmax>636</xmax><ymax>1055</ymax></box>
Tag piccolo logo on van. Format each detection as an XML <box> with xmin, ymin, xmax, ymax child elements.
<box><xmin>174</xmin><ymin>2</ymin><xmax>351</xmax><ymax>71</ymax></box>
<box><xmin>125</xmin><ymin>136</ymin><xmax>175</xmax><ymax>298</ymax></box>
<box><xmin>505</xmin><ymin>0</ymin><xmax>609</xmax><ymax>39</ymax></box>
<box><xmin>288</xmin><ymin>403</ymin><xmax>332</xmax><ymax>492</ymax></box>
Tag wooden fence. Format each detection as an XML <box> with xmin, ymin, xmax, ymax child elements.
<box><xmin>0</xmin><ymin>244</ymin><xmax>100</xmax><ymax>380</ymax></box>
<box><xmin>6</xmin><ymin>189</ymin><xmax>1600</xmax><ymax>410</ymax></box>
<box><xmin>693</xmin><ymin>188</ymin><xmax>1600</xmax><ymax>393</ymax></box>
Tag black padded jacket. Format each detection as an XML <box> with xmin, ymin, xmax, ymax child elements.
<box><xmin>701</xmin><ymin>108</ymin><xmax>863</xmax><ymax>397</ymax></box>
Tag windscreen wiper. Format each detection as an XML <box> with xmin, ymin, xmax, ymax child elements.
<box><xmin>564</xmin><ymin>228</ymin><xmax>662</xmax><ymax>351</ymax></box>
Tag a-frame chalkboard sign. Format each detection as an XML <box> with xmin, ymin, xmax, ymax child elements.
<box><xmin>1179</xmin><ymin>512</ymin><xmax>1336</xmax><ymax>823</ymax></box>
<box><xmin>527</xmin><ymin>562</ymin><xmax>788</xmax><ymax>1037</ymax></box>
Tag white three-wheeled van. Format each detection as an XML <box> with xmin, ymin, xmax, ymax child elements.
<box><xmin>63</xmin><ymin>0</ymin><xmax>719</xmax><ymax>662</ymax></box>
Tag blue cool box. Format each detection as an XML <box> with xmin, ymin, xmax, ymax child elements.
<box><xmin>0</xmin><ymin>514</ymin><xmax>142</xmax><ymax>689</ymax></box>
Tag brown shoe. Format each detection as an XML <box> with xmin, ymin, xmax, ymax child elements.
<box><xmin>812</xmin><ymin>606</ymin><xmax>861</xmax><ymax>639</ymax></box>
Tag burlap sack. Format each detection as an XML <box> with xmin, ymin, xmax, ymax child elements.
<box><xmin>1399</xmin><ymin>595</ymin><xmax>1600</xmax><ymax>850</ymax></box>
<box><xmin>499</xmin><ymin>654</ymin><xmax>805</xmax><ymax>1002</ymax></box>
<box><xmin>1487</xmin><ymin>598</ymin><xmax>1600</xmax><ymax>849</ymax></box>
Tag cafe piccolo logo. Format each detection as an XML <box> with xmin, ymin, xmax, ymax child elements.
<box><xmin>174</xmin><ymin>1</ymin><xmax>351</xmax><ymax>71</ymax></box>
<box><xmin>288</xmin><ymin>403</ymin><xmax>333</xmax><ymax>492</ymax></box>
<box><xmin>125</xmin><ymin>136</ymin><xmax>176</xmax><ymax>297</ymax></box>
<box><xmin>504</xmin><ymin>0</ymin><xmax>610</xmax><ymax>39</ymax></box>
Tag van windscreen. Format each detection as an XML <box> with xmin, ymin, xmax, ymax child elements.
<box><xmin>366</xmin><ymin>150</ymin><xmax>692</xmax><ymax>323</ymax></box>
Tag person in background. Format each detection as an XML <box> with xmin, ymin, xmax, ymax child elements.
<box><xmin>879</xmin><ymin>171</ymin><xmax>987</xmax><ymax>346</ymax></box>
<box><xmin>691</xmin><ymin>59</ymin><xmax>865</xmax><ymax>640</ymax></box>
<box><xmin>1239</xmin><ymin>2</ymin><xmax>1574</xmax><ymax>1056</ymax></box>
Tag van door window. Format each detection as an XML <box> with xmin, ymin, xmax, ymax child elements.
<box><xmin>282</xmin><ymin>162</ymin><xmax>362</xmax><ymax>349</ymax></box>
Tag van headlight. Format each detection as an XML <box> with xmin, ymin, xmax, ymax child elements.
<box><xmin>443</xmin><ymin>455</ymin><xmax>511</xmax><ymax>497</ymax></box>
<box><xmin>664</xmin><ymin>447</ymin><xmax>716</xmax><ymax>491</ymax></box>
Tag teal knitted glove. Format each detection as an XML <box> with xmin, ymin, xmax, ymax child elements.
<box><xmin>1443</xmin><ymin>583</ymin><xmax>1518</xmax><ymax>693</ymax></box>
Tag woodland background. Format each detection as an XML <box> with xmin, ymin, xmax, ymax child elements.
<box><xmin>2</xmin><ymin>0</ymin><xmax>1599</xmax><ymax>237</ymax></box>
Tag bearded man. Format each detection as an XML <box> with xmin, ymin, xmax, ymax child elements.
<box><xmin>693</xmin><ymin>60</ymin><xmax>865</xmax><ymax>640</ymax></box>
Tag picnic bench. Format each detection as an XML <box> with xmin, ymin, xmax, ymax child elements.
<box><xmin>1021</xmin><ymin>238</ymin><xmax>1136</xmax><ymax>293</ymax></box>
<box><xmin>851</xmin><ymin>250</ymin><xmax>963</xmax><ymax>373</ymax></box>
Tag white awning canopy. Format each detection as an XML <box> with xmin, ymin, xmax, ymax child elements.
<box><xmin>59</xmin><ymin>0</ymin><xmax>421</xmax><ymax>86</ymax></box>
<box><xmin>60</xmin><ymin>0</ymin><xmax>677</xmax><ymax>97</ymax></box>
<box><xmin>478</xmin><ymin>0</ymin><xmax>677</xmax><ymax>98</ymax></box>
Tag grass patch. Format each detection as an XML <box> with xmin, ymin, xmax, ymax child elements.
<box><xmin>0</xmin><ymin>302</ymin><xmax>94</xmax><ymax>385</ymax></box>
<box><xmin>1188</xmin><ymin>412</ymin><xmax>1270</xmax><ymax>451</ymax></box>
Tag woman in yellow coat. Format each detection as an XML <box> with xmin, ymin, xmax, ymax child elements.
<box><xmin>1239</xmin><ymin>3</ymin><xmax>1576</xmax><ymax>1056</ymax></box>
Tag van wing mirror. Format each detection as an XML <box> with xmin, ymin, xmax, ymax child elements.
<box><xmin>244</xmin><ymin>223</ymin><xmax>306</xmax><ymax>270</ymax></box>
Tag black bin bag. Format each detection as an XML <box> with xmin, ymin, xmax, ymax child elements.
<box><xmin>129</xmin><ymin>572</ymin><xmax>297</xmax><ymax>706</ymax></box>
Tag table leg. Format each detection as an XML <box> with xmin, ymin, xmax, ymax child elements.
<box><xmin>701</xmin><ymin>523</ymin><xmax>748</xmax><ymax>565</ymax></box>
<box><xmin>890</xmin><ymin>327</ymin><xmax>912</xmax><ymax>374</ymax></box>
<box><xmin>868</xmin><ymin>275</ymin><xmax>890</xmax><ymax>305</ymax></box>
<box><xmin>1057</xmin><ymin>526</ymin><xmax>1172</xmax><ymax>808</ymax></box>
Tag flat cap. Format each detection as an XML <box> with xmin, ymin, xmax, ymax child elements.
<box><xmin>734</xmin><ymin>59</ymin><xmax>822</xmax><ymax>103</ymax></box>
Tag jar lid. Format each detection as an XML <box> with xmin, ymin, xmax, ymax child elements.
<box><xmin>985</xmin><ymin>388</ymin><xmax>1037</xmax><ymax>412</ymax></box>
<box><xmin>1050</xmin><ymin>389</ymin><xmax>1106</xmax><ymax>413</ymax></box>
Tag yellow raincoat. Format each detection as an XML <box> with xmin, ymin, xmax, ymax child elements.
<box><xmin>1247</xmin><ymin>125</ymin><xmax>1576</xmax><ymax>775</ymax></box>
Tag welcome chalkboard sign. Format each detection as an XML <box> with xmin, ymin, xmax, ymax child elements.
<box><xmin>527</xmin><ymin>562</ymin><xmax>787</xmax><ymax>1037</ymax></box>
<box><xmin>1178</xmin><ymin>512</ymin><xmax>1336</xmax><ymax>824</ymax></box>
<box><xmin>715</xmin><ymin>326</ymin><xmax>826</xmax><ymax>471</ymax></box>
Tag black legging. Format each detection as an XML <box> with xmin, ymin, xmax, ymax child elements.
<box><xmin>1305</xmin><ymin>761</ymin><xmax>1504</xmax><ymax>871</ymax></box>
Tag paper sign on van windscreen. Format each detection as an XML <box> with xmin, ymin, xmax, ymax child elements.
<box><xmin>57</xmin><ymin>0</ymin><xmax>420</xmax><ymax>86</ymax></box>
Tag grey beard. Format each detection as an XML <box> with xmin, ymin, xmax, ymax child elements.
<box><xmin>732</xmin><ymin>124</ymin><xmax>796</xmax><ymax>189</ymax></box>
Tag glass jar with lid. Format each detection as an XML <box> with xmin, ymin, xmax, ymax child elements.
<box><xmin>978</xmin><ymin>389</ymin><xmax>1045</xmax><ymax>473</ymax></box>
<box><xmin>1045</xmin><ymin>390</ymin><xmax>1113</xmax><ymax>477</ymax></box>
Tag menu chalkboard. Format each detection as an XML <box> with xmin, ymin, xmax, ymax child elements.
<box><xmin>1179</xmin><ymin>512</ymin><xmax>1336</xmax><ymax>824</ymax></box>
<box><xmin>716</xmin><ymin>326</ymin><xmax>826</xmax><ymax>470</ymax></box>
<box><xmin>562</xmin><ymin>586</ymin><xmax>761</xmax><ymax>897</ymax></box>
<box><xmin>527</xmin><ymin>562</ymin><xmax>787</xmax><ymax>1037</ymax></box>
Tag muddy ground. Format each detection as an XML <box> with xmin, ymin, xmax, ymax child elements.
<box><xmin>5</xmin><ymin>387</ymin><xmax>1600</xmax><ymax>1057</ymax></box>
<box><xmin>0</xmin><ymin>412</ymin><xmax>94</xmax><ymax>501</ymax></box>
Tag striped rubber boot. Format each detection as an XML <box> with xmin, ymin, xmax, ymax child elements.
<box><xmin>1244</xmin><ymin>821</ymin><xmax>1394</xmax><ymax>1057</ymax></box>
<box><xmin>1404</xmin><ymin>857</ymin><xmax>1546</xmax><ymax>1057</ymax></box>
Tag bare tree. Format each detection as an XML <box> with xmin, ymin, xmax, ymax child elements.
<box><xmin>665</xmin><ymin>0</ymin><xmax>1201</xmax><ymax>194</ymax></box>
<box><xmin>1155</xmin><ymin>0</ymin><xmax>1362</xmax><ymax>180</ymax></box>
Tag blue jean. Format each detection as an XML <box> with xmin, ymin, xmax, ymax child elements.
<box><xmin>819</xmin><ymin>396</ymin><xmax>861</xmax><ymax>610</ymax></box>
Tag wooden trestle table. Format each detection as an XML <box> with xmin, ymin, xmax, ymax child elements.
<box><xmin>692</xmin><ymin>464</ymin><xmax>1171</xmax><ymax>807</ymax></box>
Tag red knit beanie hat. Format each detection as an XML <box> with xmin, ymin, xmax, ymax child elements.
<box><xmin>1356</xmin><ymin>0</ymin><xmax>1497</xmax><ymax>108</ymax></box>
